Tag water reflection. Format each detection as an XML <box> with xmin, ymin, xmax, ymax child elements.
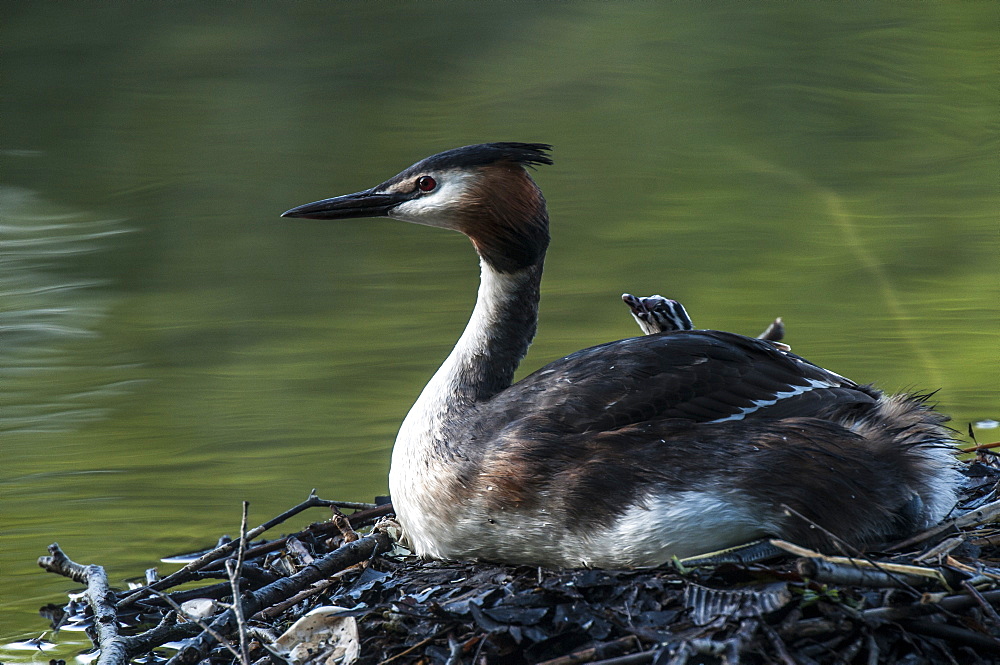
<box><xmin>728</xmin><ymin>152</ymin><xmax>947</xmax><ymax>388</ymax></box>
<box><xmin>0</xmin><ymin>187</ymin><xmax>137</xmax><ymax>433</ymax></box>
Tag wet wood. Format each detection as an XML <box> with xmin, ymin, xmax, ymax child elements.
<box><xmin>38</xmin><ymin>544</ymin><xmax>128</xmax><ymax>665</ymax></box>
<box><xmin>796</xmin><ymin>557</ymin><xmax>947</xmax><ymax>589</ymax></box>
<box><xmin>536</xmin><ymin>635</ymin><xmax>641</xmax><ymax>665</ymax></box>
<box><xmin>118</xmin><ymin>490</ymin><xmax>335</xmax><ymax>609</ymax></box>
<box><xmin>166</xmin><ymin>528</ymin><xmax>394</xmax><ymax>665</ymax></box>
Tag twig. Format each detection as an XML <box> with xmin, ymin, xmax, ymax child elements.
<box><xmin>117</xmin><ymin>612</ymin><xmax>201</xmax><ymax>659</ymax></box>
<box><xmin>584</xmin><ymin>651</ymin><xmax>656</xmax><ymax>665</ymax></box>
<box><xmin>166</xmin><ymin>528</ymin><xmax>394</xmax><ymax>665</ymax></box>
<box><xmin>376</xmin><ymin>626</ymin><xmax>452</xmax><ymax>665</ymax></box>
<box><xmin>770</xmin><ymin>539</ymin><xmax>946</xmax><ymax>584</ymax></box>
<box><xmin>331</xmin><ymin>508</ymin><xmax>360</xmax><ymax>543</ymax></box>
<box><xmin>759</xmin><ymin>622</ymin><xmax>798</xmax><ymax>665</ymax></box>
<box><xmin>225</xmin><ymin>502</ymin><xmax>395</xmax><ymax>563</ymax></box>
<box><xmin>961</xmin><ymin>580</ymin><xmax>1000</xmax><ymax>626</ymax></box>
<box><xmin>536</xmin><ymin>635</ymin><xmax>642</xmax><ymax>665</ymax></box>
<box><xmin>796</xmin><ymin>558</ymin><xmax>946</xmax><ymax>590</ymax></box>
<box><xmin>778</xmin><ymin>616</ymin><xmax>851</xmax><ymax>640</ymax></box>
<box><xmin>345</xmin><ymin>502</ymin><xmax>395</xmax><ymax>527</ymax></box>
<box><xmin>944</xmin><ymin>555</ymin><xmax>1000</xmax><ymax>582</ymax></box>
<box><xmin>147</xmin><ymin>589</ymin><xmax>244</xmax><ymax>663</ymax></box>
<box><xmin>773</xmin><ymin>507</ymin><xmax>932</xmax><ymax>596</ymax></box>
<box><xmin>38</xmin><ymin>542</ymin><xmax>89</xmax><ymax>582</ymax></box>
<box><xmin>119</xmin><ymin>490</ymin><xmax>330</xmax><ymax>608</ymax></box>
<box><xmin>969</xmin><ymin>533</ymin><xmax>1000</xmax><ymax>547</ymax></box>
<box><xmin>227</xmin><ymin>501</ymin><xmax>251</xmax><ymax>665</ymax></box>
<box><xmin>859</xmin><ymin>589</ymin><xmax>1000</xmax><ymax>624</ymax></box>
<box><xmin>889</xmin><ymin>498</ymin><xmax>1000</xmax><ymax>551</ymax></box>
<box><xmin>444</xmin><ymin>633</ymin><xmax>463</xmax><ymax>665</ymax></box>
<box><xmin>832</xmin><ymin>635</ymin><xmax>864</xmax><ymax>665</ymax></box>
<box><xmin>913</xmin><ymin>536</ymin><xmax>965</xmax><ymax>563</ymax></box>
<box><xmin>902</xmin><ymin>619</ymin><xmax>1000</xmax><ymax>653</ymax></box>
<box><xmin>865</xmin><ymin>633</ymin><xmax>879</xmax><ymax>665</ymax></box>
<box><xmin>328</xmin><ymin>500</ymin><xmax>381</xmax><ymax>510</ymax></box>
<box><xmin>254</xmin><ymin>576</ymin><xmax>342</xmax><ymax>621</ymax></box>
<box><xmin>960</xmin><ymin>441</ymin><xmax>1000</xmax><ymax>454</ymax></box>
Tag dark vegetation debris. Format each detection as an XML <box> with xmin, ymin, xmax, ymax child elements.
<box><xmin>31</xmin><ymin>445</ymin><xmax>1000</xmax><ymax>665</ymax></box>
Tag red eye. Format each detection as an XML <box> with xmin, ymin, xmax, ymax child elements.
<box><xmin>416</xmin><ymin>175</ymin><xmax>437</xmax><ymax>192</ymax></box>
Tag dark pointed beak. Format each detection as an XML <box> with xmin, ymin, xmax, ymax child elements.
<box><xmin>281</xmin><ymin>188</ymin><xmax>411</xmax><ymax>220</ymax></box>
<box><xmin>621</xmin><ymin>293</ymin><xmax>647</xmax><ymax>315</ymax></box>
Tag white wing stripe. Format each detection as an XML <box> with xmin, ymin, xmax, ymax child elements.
<box><xmin>708</xmin><ymin>378</ymin><xmax>841</xmax><ymax>423</ymax></box>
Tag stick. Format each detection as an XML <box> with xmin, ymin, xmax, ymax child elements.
<box><xmin>377</xmin><ymin>627</ymin><xmax>452</xmax><ymax>665</ymax></box>
<box><xmin>759</xmin><ymin>623</ymin><xmax>798</xmax><ymax>665</ymax></box>
<box><xmin>118</xmin><ymin>613</ymin><xmax>201</xmax><ymax>659</ymax></box>
<box><xmin>774</xmin><ymin>507</ymin><xmax>934</xmax><ymax>595</ymax></box>
<box><xmin>865</xmin><ymin>633</ymin><xmax>879</xmax><ymax>665</ymax></box>
<box><xmin>227</xmin><ymin>501</ymin><xmax>251</xmax><ymax>665</ymax></box>
<box><xmin>119</xmin><ymin>491</ymin><xmax>330</xmax><ymax>608</ymax></box>
<box><xmin>147</xmin><ymin>589</ymin><xmax>244</xmax><ymax>663</ymax></box>
<box><xmin>902</xmin><ymin>619</ymin><xmax>1000</xmax><ymax>653</ymax></box>
<box><xmin>583</xmin><ymin>652</ymin><xmax>656</xmax><ymax>665</ymax></box>
<box><xmin>860</xmin><ymin>589</ymin><xmax>1000</xmax><ymax>623</ymax></box>
<box><xmin>37</xmin><ymin>544</ymin><xmax>126</xmax><ymax>665</ymax></box>
<box><xmin>889</xmin><ymin>498</ymin><xmax>1000</xmax><ymax>551</ymax></box>
<box><xmin>38</xmin><ymin>542</ymin><xmax>89</xmax><ymax>582</ymax></box>
<box><xmin>961</xmin><ymin>580</ymin><xmax>1000</xmax><ymax>627</ymax></box>
<box><xmin>536</xmin><ymin>636</ymin><xmax>642</xmax><ymax>665</ymax></box>
<box><xmin>796</xmin><ymin>558</ymin><xmax>948</xmax><ymax>590</ymax></box>
<box><xmin>166</xmin><ymin>528</ymin><xmax>394</xmax><ymax>665</ymax></box>
<box><xmin>328</xmin><ymin>500</ymin><xmax>380</xmax><ymax>510</ymax></box>
<box><xmin>960</xmin><ymin>440</ymin><xmax>1000</xmax><ymax>454</ymax></box>
<box><xmin>913</xmin><ymin>536</ymin><xmax>965</xmax><ymax>563</ymax></box>
<box><xmin>253</xmin><ymin>576</ymin><xmax>342</xmax><ymax>621</ymax></box>
<box><xmin>224</xmin><ymin>502</ymin><xmax>395</xmax><ymax>563</ymax></box>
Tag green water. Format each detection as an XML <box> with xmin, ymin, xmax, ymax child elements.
<box><xmin>2</xmin><ymin>2</ymin><xmax>997</xmax><ymax>654</ymax></box>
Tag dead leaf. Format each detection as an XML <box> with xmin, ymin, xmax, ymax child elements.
<box><xmin>272</xmin><ymin>605</ymin><xmax>360</xmax><ymax>665</ymax></box>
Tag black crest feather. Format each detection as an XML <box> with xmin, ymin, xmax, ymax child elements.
<box><xmin>411</xmin><ymin>142</ymin><xmax>553</xmax><ymax>173</ymax></box>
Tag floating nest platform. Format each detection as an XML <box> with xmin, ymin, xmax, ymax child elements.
<box><xmin>34</xmin><ymin>449</ymin><xmax>1000</xmax><ymax>665</ymax></box>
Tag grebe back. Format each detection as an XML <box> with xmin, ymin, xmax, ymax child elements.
<box><xmin>283</xmin><ymin>143</ymin><xmax>961</xmax><ymax>568</ymax></box>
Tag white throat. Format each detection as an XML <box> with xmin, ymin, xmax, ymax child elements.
<box><xmin>396</xmin><ymin>260</ymin><xmax>533</xmax><ymax>441</ymax></box>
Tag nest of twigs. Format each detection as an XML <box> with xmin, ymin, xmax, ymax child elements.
<box><xmin>34</xmin><ymin>444</ymin><xmax>1000</xmax><ymax>665</ymax></box>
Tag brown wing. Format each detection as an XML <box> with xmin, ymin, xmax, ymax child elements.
<box><xmin>480</xmin><ymin>330</ymin><xmax>876</xmax><ymax>433</ymax></box>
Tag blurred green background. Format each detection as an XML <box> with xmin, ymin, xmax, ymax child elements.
<box><xmin>2</xmin><ymin>2</ymin><xmax>997</xmax><ymax>653</ymax></box>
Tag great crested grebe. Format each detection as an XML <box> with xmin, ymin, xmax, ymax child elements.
<box><xmin>283</xmin><ymin>142</ymin><xmax>961</xmax><ymax>568</ymax></box>
<box><xmin>623</xmin><ymin>293</ymin><xmax>789</xmax><ymax>350</ymax></box>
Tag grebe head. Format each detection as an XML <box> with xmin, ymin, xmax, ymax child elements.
<box><xmin>282</xmin><ymin>142</ymin><xmax>553</xmax><ymax>273</ymax></box>
<box><xmin>621</xmin><ymin>293</ymin><xmax>693</xmax><ymax>335</ymax></box>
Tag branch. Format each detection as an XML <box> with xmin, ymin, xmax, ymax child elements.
<box><xmin>889</xmin><ymin>498</ymin><xmax>1000</xmax><ymax>551</ymax></box>
<box><xmin>227</xmin><ymin>501</ymin><xmax>251</xmax><ymax>665</ymax></box>
<box><xmin>37</xmin><ymin>544</ymin><xmax>126</xmax><ymax>665</ymax></box>
<box><xmin>234</xmin><ymin>502</ymin><xmax>394</xmax><ymax>562</ymax></box>
<box><xmin>166</xmin><ymin>528</ymin><xmax>394</xmax><ymax>665</ymax></box>
<box><xmin>119</xmin><ymin>491</ymin><xmax>331</xmax><ymax>609</ymax></box>
<box><xmin>38</xmin><ymin>542</ymin><xmax>89</xmax><ymax>582</ymax></box>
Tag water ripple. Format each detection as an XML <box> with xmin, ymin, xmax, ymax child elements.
<box><xmin>0</xmin><ymin>186</ymin><xmax>136</xmax><ymax>433</ymax></box>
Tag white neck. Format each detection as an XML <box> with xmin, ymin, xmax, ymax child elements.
<box><xmin>401</xmin><ymin>259</ymin><xmax>540</xmax><ymax>436</ymax></box>
<box><xmin>389</xmin><ymin>259</ymin><xmax>542</xmax><ymax>554</ymax></box>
